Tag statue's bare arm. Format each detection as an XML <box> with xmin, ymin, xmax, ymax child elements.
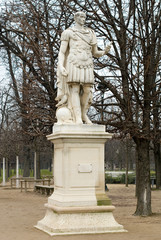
<box><xmin>92</xmin><ymin>43</ymin><xmax>111</xmax><ymax>58</ymax></box>
<box><xmin>58</xmin><ymin>41</ymin><xmax>68</xmax><ymax>76</ymax></box>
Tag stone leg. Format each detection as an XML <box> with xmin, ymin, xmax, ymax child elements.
<box><xmin>69</xmin><ymin>84</ymin><xmax>83</xmax><ymax>124</ymax></box>
<box><xmin>81</xmin><ymin>84</ymin><xmax>93</xmax><ymax>124</ymax></box>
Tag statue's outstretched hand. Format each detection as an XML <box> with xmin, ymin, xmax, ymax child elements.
<box><xmin>105</xmin><ymin>42</ymin><xmax>112</xmax><ymax>54</ymax></box>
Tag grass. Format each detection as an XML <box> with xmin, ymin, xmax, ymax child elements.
<box><xmin>0</xmin><ymin>169</ymin><xmax>156</xmax><ymax>184</ymax></box>
<box><xmin>0</xmin><ymin>169</ymin><xmax>52</xmax><ymax>183</ymax></box>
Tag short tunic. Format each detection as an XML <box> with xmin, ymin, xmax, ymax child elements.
<box><xmin>61</xmin><ymin>27</ymin><xmax>97</xmax><ymax>84</ymax></box>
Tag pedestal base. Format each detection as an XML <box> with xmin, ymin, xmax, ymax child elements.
<box><xmin>35</xmin><ymin>124</ymin><xmax>127</xmax><ymax>235</ymax></box>
<box><xmin>35</xmin><ymin>205</ymin><xmax>126</xmax><ymax>236</ymax></box>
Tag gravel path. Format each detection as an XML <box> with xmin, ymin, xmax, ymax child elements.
<box><xmin>0</xmin><ymin>184</ymin><xmax>161</xmax><ymax>240</ymax></box>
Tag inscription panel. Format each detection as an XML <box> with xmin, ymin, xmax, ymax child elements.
<box><xmin>78</xmin><ymin>164</ymin><xmax>92</xmax><ymax>173</ymax></box>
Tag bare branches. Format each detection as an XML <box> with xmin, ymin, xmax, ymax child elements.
<box><xmin>0</xmin><ymin>0</ymin><xmax>160</xmax><ymax>140</ymax></box>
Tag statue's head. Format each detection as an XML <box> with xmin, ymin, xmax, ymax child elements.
<box><xmin>74</xmin><ymin>11</ymin><xmax>86</xmax><ymax>25</ymax></box>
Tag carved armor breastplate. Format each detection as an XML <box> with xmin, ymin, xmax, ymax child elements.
<box><xmin>68</xmin><ymin>29</ymin><xmax>93</xmax><ymax>69</ymax></box>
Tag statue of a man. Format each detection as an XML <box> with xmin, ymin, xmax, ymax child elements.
<box><xmin>56</xmin><ymin>11</ymin><xmax>111</xmax><ymax>124</ymax></box>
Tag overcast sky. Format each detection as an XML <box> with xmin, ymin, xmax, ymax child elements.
<box><xmin>0</xmin><ymin>59</ymin><xmax>9</xmax><ymax>87</ymax></box>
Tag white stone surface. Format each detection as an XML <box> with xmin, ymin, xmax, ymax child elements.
<box><xmin>52</xmin><ymin>123</ymin><xmax>106</xmax><ymax>133</ymax></box>
<box><xmin>36</xmin><ymin>123</ymin><xmax>127</xmax><ymax>235</ymax></box>
<box><xmin>35</xmin><ymin>208</ymin><xmax>126</xmax><ymax>235</ymax></box>
<box><xmin>56</xmin><ymin>11</ymin><xmax>112</xmax><ymax>124</ymax></box>
<box><xmin>50</xmin><ymin>124</ymin><xmax>113</xmax><ymax>141</ymax></box>
<box><xmin>56</xmin><ymin>107</ymin><xmax>73</xmax><ymax>124</ymax></box>
<box><xmin>47</xmin><ymin>124</ymin><xmax>111</xmax><ymax>207</ymax></box>
<box><xmin>78</xmin><ymin>163</ymin><xmax>92</xmax><ymax>173</ymax></box>
<box><xmin>35</xmin><ymin>10</ymin><xmax>126</xmax><ymax>236</ymax></box>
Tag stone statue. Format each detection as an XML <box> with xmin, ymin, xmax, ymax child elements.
<box><xmin>56</xmin><ymin>11</ymin><xmax>111</xmax><ymax>124</ymax></box>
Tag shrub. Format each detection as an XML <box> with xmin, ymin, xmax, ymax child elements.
<box><xmin>105</xmin><ymin>173</ymin><xmax>136</xmax><ymax>184</ymax></box>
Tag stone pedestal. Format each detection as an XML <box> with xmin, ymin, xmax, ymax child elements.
<box><xmin>35</xmin><ymin>124</ymin><xmax>126</xmax><ymax>235</ymax></box>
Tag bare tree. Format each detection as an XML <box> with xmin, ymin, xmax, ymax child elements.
<box><xmin>64</xmin><ymin>0</ymin><xmax>161</xmax><ymax>216</ymax></box>
<box><xmin>0</xmin><ymin>0</ymin><xmax>73</xmax><ymax>176</ymax></box>
<box><xmin>0</xmin><ymin>0</ymin><xmax>160</xmax><ymax>215</ymax></box>
<box><xmin>0</xmin><ymin>83</ymin><xmax>21</xmax><ymax>180</ymax></box>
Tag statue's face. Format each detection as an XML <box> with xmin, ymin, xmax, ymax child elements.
<box><xmin>75</xmin><ymin>13</ymin><xmax>86</xmax><ymax>26</ymax></box>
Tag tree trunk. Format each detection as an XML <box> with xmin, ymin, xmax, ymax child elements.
<box><xmin>23</xmin><ymin>145</ymin><xmax>30</xmax><ymax>177</ymax></box>
<box><xmin>33</xmin><ymin>138</ymin><xmax>41</xmax><ymax>180</ymax></box>
<box><xmin>135</xmin><ymin>145</ymin><xmax>138</xmax><ymax>197</ymax></box>
<box><xmin>36</xmin><ymin>151</ymin><xmax>41</xmax><ymax>179</ymax></box>
<box><xmin>0</xmin><ymin>159</ymin><xmax>1</xmax><ymax>177</ymax></box>
<box><xmin>125</xmin><ymin>139</ymin><xmax>129</xmax><ymax>187</ymax></box>
<box><xmin>6</xmin><ymin>158</ymin><xmax>9</xmax><ymax>181</ymax></box>
<box><xmin>2</xmin><ymin>157</ymin><xmax>6</xmax><ymax>185</ymax></box>
<box><xmin>154</xmin><ymin>142</ymin><xmax>161</xmax><ymax>189</ymax></box>
<box><xmin>134</xmin><ymin>138</ymin><xmax>152</xmax><ymax>216</ymax></box>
